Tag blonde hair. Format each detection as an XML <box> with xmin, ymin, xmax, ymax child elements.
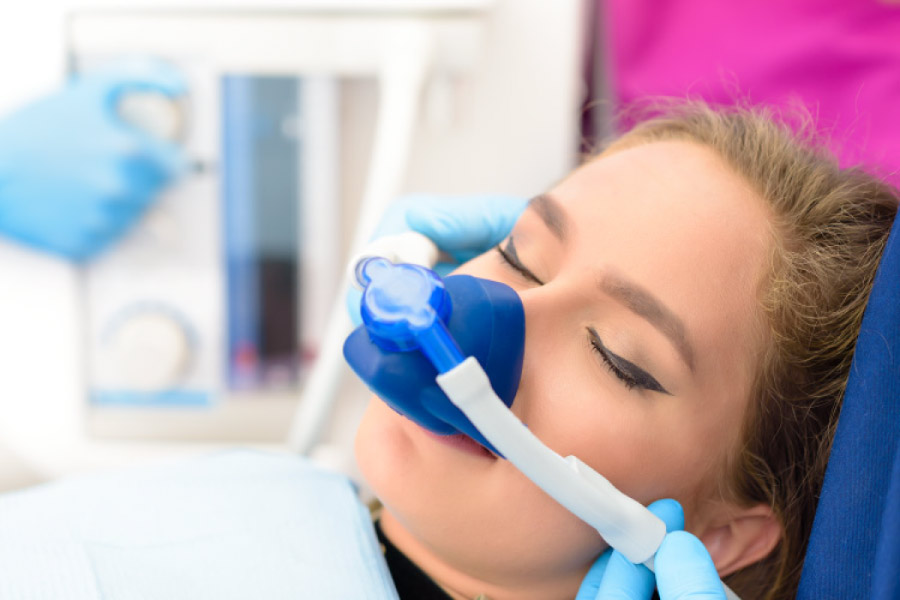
<box><xmin>603</xmin><ymin>102</ymin><xmax>898</xmax><ymax>600</ymax></box>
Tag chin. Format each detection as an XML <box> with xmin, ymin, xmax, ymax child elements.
<box><xmin>355</xmin><ymin>397</ymin><xmax>494</xmax><ymax>541</ymax></box>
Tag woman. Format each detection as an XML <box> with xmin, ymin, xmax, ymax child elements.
<box><xmin>354</xmin><ymin>103</ymin><xmax>899</xmax><ymax>600</ymax></box>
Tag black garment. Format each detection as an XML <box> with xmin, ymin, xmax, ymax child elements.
<box><xmin>374</xmin><ymin>519</ymin><xmax>454</xmax><ymax>600</ymax></box>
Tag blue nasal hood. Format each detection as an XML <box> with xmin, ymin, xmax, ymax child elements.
<box><xmin>344</xmin><ymin>259</ymin><xmax>525</xmax><ymax>454</ymax></box>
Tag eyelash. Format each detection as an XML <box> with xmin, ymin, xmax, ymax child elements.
<box><xmin>589</xmin><ymin>337</ymin><xmax>639</xmax><ymax>390</ymax></box>
<box><xmin>590</xmin><ymin>329</ymin><xmax>670</xmax><ymax>394</ymax></box>
<box><xmin>495</xmin><ymin>244</ymin><xmax>520</xmax><ymax>273</ymax></box>
<box><xmin>495</xmin><ymin>241</ymin><xmax>543</xmax><ymax>285</ymax></box>
<box><xmin>495</xmin><ymin>237</ymin><xmax>544</xmax><ymax>285</ymax></box>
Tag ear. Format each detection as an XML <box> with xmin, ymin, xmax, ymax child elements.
<box><xmin>695</xmin><ymin>503</ymin><xmax>782</xmax><ymax>576</ymax></box>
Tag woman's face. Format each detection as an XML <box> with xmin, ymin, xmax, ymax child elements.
<box><xmin>355</xmin><ymin>140</ymin><xmax>774</xmax><ymax>599</ymax></box>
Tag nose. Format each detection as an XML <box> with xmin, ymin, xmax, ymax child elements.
<box><xmin>508</xmin><ymin>279</ymin><xmax>579</xmax><ymax>418</ymax></box>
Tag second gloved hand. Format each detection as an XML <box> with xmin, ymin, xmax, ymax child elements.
<box><xmin>576</xmin><ymin>499</ymin><xmax>727</xmax><ymax>600</ymax></box>
<box><xmin>0</xmin><ymin>58</ymin><xmax>187</xmax><ymax>260</ymax></box>
<box><xmin>347</xmin><ymin>194</ymin><xmax>528</xmax><ymax>324</ymax></box>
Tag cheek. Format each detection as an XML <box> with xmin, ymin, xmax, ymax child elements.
<box><xmin>515</xmin><ymin>345</ymin><xmax>718</xmax><ymax>507</ymax></box>
<box><xmin>355</xmin><ymin>398</ymin><xmax>415</xmax><ymax>497</ymax></box>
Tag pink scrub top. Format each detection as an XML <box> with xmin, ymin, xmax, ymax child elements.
<box><xmin>603</xmin><ymin>0</ymin><xmax>900</xmax><ymax>185</ymax></box>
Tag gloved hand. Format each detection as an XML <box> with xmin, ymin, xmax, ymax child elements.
<box><xmin>401</xmin><ymin>193</ymin><xmax>528</xmax><ymax>268</ymax></box>
<box><xmin>0</xmin><ymin>58</ymin><xmax>187</xmax><ymax>260</ymax></box>
<box><xmin>347</xmin><ymin>194</ymin><xmax>528</xmax><ymax>323</ymax></box>
<box><xmin>576</xmin><ymin>499</ymin><xmax>727</xmax><ymax>600</ymax></box>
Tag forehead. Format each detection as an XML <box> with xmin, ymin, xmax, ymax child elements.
<box><xmin>550</xmin><ymin>140</ymin><xmax>771</xmax><ymax>268</ymax></box>
<box><xmin>557</xmin><ymin>140</ymin><xmax>759</xmax><ymax>224</ymax></box>
<box><xmin>547</xmin><ymin>140</ymin><xmax>772</xmax><ymax>378</ymax></box>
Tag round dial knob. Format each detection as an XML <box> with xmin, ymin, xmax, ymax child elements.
<box><xmin>103</xmin><ymin>309</ymin><xmax>192</xmax><ymax>391</ymax></box>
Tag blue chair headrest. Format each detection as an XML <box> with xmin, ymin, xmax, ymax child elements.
<box><xmin>798</xmin><ymin>214</ymin><xmax>900</xmax><ymax>599</ymax></box>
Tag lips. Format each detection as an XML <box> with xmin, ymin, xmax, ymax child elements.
<box><xmin>420</xmin><ymin>428</ymin><xmax>497</xmax><ymax>460</ymax></box>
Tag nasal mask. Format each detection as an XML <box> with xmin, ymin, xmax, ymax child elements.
<box><xmin>343</xmin><ymin>233</ymin><xmax>739</xmax><ymax>599</ymax></box>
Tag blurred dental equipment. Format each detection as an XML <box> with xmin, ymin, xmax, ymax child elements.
<box><xmin>345</xmin><ymin>254</ymin><xmax>741</xmax><ymax>599</ymax></box>
<box><xmin>53</xmin><ymin>1</ymin><xmax>583</xmax><ymax>455</ymax></box>
<box><xmin>0</xmin><ymin>1</ymin><xmax>583</xmax><ymax>488</ymax></box>
<box><xmin>0</xmin><ymin>60</ymin><xmax>186</xmax><ymax>261</ymax></box>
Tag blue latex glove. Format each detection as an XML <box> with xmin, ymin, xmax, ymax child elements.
<box><xmin>576</xmin><ymin>499</ymin><xmax>727</xmax><ymax>600</ymax></box>
<box><xmin>347</xmin><ymin>194</ymin><xmax>527</xmax><ymax>323</ymax></box>
<box><xmin>0</xmin><ymin>59</ymin><xmax>187</xmax><ymax>260</ymax></box>
<box><xmin>402</xmin><ymin>194</ymin><xmax>528</xmax><ymax>268</ymax></box>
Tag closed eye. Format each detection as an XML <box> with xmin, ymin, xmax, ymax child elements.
<box><xmin>496</xmin><ymin>240</ymin><xmax>670</xmax><ymax>395</ymax></box>
<box><xmin>588</xmin><ymin>328</ymin><xmax>671</xmax><ymax>395</ymax></box>
<box><xmin>495</xmin><ymin>238</ymin><xmax>545</xmax><ymax>285</ymax></box>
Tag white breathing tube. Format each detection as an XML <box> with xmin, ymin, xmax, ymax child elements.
<box><xmin>360</xmin><ymin>233</ymin><xmax>741</xmax><ymax>600</ymax></box>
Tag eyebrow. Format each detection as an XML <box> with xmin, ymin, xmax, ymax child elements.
<box><xmin>528</xmin><ymin>194</ymin><xmax>568</xmax><ymax>240</ymax></box>
<box><xmin>599</xmin><ymin>273</ymin><xmax>696</xmax><ymax>372</ymax></box>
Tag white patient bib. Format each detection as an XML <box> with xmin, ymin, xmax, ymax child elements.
<box><xmin>0</xmin><ymin>450</ymin><xmax>399</xmax><ymax>600</ymax></box>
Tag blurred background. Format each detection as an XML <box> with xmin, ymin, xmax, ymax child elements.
<box><xmin>0</xmin><ymin>0</ymin><xmax>895</xmax><ymax>492</ymax></box>
<box><xmin>0</xmin><ymin>0</ymin><xmax>589</xmax><ymax>491</ymax></box>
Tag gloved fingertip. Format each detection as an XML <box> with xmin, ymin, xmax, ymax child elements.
<box><xmin>658</xmin><ymin>531</ymin><xmax>711</xmax><ymax>559</ymax></box>
<box><xmin>656</xmin><ymin>531</ymin><xmax>726</xmax><ymax>600</ymax></box>
<box><xmin>407</xmin><ymin>207</ymin><xmax>493</xmax><ymax>253</ymax></box>
<box><xmin>595</xmin><ymin>550</ymin><xmax>655</xmax><ymax>600</ymax></box>
<box><xmin>157</xmin><ymin>143</ymin><xmax>189</xmax><ymax>179</ymax></box>
<box><xmin>405</xmin><ymin>205</ymin><xmax>449</xmax><ymax>238</ymax></box>
<box><xmin>574</xmin><ymin>549</ymin><xmax>613</xmax><ymax>600</ymax></box>
<box><xmin>647</xmin><ymin>499</ymin><xmax>685</xmax><ymax>532</ymax></box>
<box><xmin>129</xmin><ymin>132</ymin><xmax>188</xmax><ymax>184</ymax></box>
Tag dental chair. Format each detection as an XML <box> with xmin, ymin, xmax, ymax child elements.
<box><xmin>797</xmin><ymin>214</ymin><xmax>900</xmax><ymax>599</ymax></box>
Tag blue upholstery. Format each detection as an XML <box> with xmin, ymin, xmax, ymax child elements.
<box><xmin>798</xmin><ymin>215</ymin><xmax>900</xmax><ymax>598</ymax></box>
<box><xmin>872</xmin><ymin>440</ymin><xmax>900</xmax><ymax>599</ymax></box>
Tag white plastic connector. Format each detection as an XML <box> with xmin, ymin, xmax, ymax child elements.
<box><xmin>347</xmin><ymin>232</ymin><xmax>440</xmax><ymax>292</ymax></box>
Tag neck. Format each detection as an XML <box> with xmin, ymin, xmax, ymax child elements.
<box><xmin>380</xmin><ymin>510</ymin><xmax>588</xmax><ymax>600</ymax></box>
